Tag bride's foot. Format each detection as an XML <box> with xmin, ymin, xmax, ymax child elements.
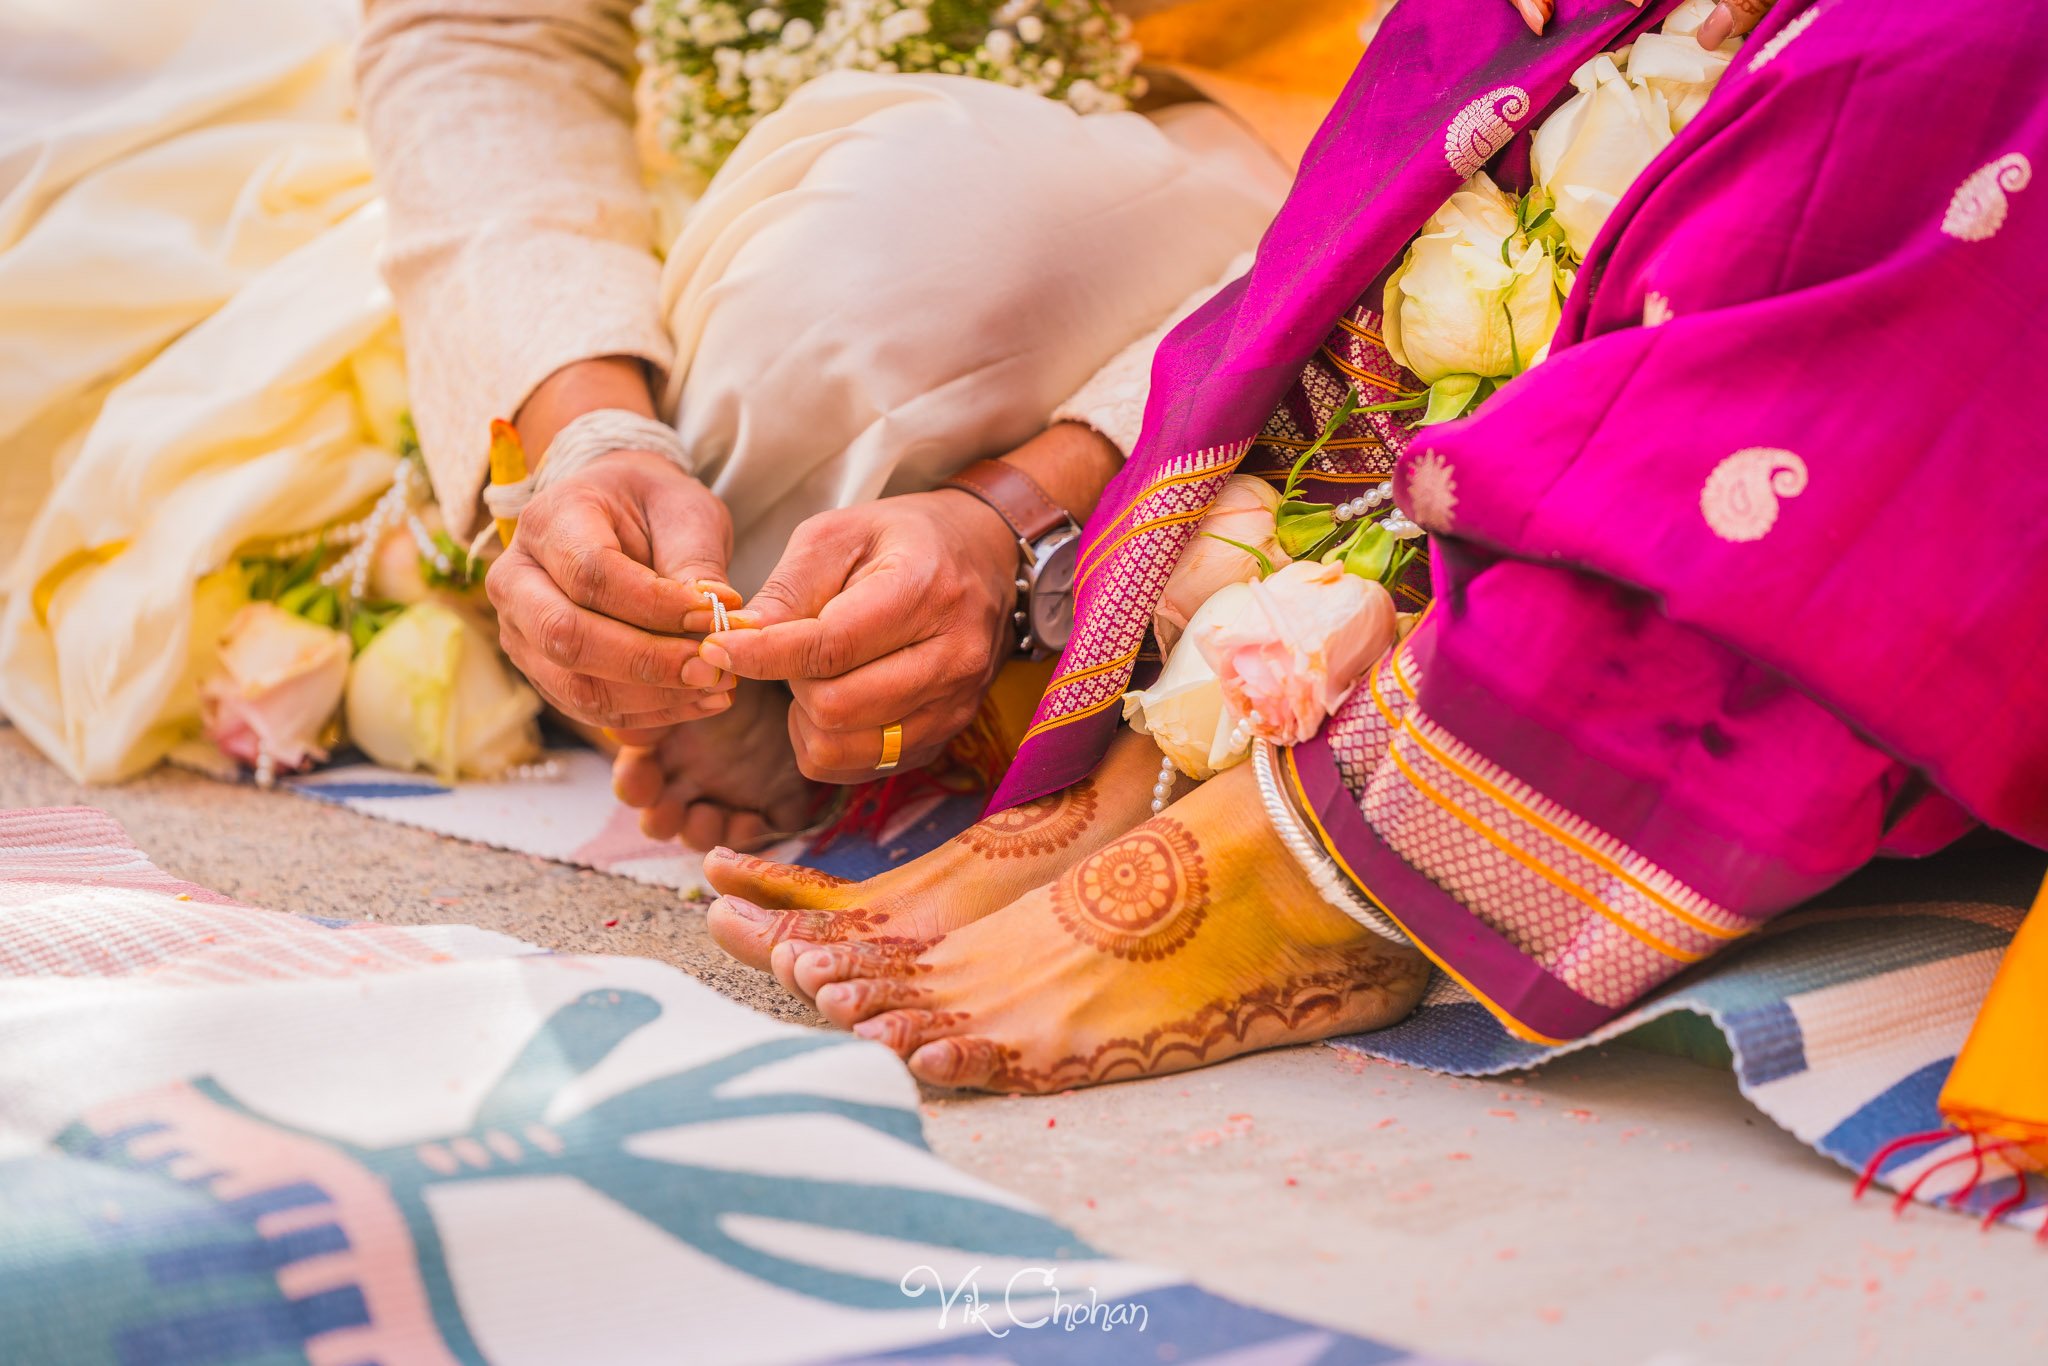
<box><xmin>704</xmin><ymin>729</ymin><xmax>1171</xmax><ymax>969</ymax></box>
<box><xmin>780</xmin><ymin>759</ymin><xmax>1432</xmax><ymax>1092</ymax></box>
<box><xmin>612</xmin><ymin>680</ymin><xmax>820</xmax><ymax>852</ymax></box>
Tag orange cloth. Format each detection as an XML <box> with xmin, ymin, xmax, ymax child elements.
<box><xmin>1940</xmin><ymin>875</ymin><xmax>2048</xmax><ymax>1170</ymax></box>
<box><xmin>1132</xmin><ymin>0</ymin><xmax>1381</xmax><ymax>167</ymax></box>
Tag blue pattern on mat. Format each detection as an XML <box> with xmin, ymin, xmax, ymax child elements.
<box><xmin>1332</xmin><ymin>842</ymin><xmax>2047</xmax><ymax>1233</ymax></box>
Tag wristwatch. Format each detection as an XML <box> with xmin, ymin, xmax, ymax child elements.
<box><xmin>940</xmin><ymin>459</ymin><xmax>1082</xmax><ymax>660</ymax></box>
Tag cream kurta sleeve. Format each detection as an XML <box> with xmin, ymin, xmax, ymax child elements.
<box><xmin>355</xmin><ymin>0</ymin><xmax>673</xmax><ymax>533</ymax></box>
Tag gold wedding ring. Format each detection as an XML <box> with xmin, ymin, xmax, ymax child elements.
<box><xmin>875</xmin><ymin>722</ymin><xmax>905</xmax><ymax>773</ymax></box>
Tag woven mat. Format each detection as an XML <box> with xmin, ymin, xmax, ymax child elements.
<box><xmin>1332</xmin><ymin>840</ymin><xmax>2048</xmax><ymax>1235</ymax></box>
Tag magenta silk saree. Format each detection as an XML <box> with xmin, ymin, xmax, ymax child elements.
<box><xmin>994</xmin><ymin>0</ymin><xmax>2048</xmax><ymax>1044</ymax></box>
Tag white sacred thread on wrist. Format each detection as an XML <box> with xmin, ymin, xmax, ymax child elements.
<box><xmin>480</xmin><ymin>410</ymin><xmax>695</xmax><ymax>535</ymax></box>
<box><xmin>1253</xmin><ymin>740</ymin><xmax>1411</xmax><ymax>946</ymax></box>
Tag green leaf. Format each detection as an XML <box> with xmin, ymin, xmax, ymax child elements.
<box><xmin>423</xmin><ymin>531</ymin><xmax>478</xmax><ymax>591</ymax></box>
<box><xmin>1340</xmin><ymin>521</ymin><xmax>1397</xmax><ymax>583</ymax></box>
<box><xmin>1201</xmin><ymin>533</ymin><xmax>1275</xmax><ymax>578</ymax></box>
<box><xmin>347</xmin><ymin>600</ymin><xmax>405</xmax><ymax>655</ymax></box>
<box><xmin>1275</xmin><ymin>500</ymin><xmax>1337</xmax><ymax>559</ymax></box>
<box><xmin>276</xmin><ymin>580</ymin><xmax>325</xmax><ymax>615</ymax></box>
<box><xmin>1417</xmin><ymin>374</ymin><xmax>1484</xmax><ymax>427</ymax></box>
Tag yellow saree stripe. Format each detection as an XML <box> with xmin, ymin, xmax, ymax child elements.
<box><xmin>1282</xmin><ymin>745</ymin><xmax>1568</xmax><ymax>1047</ymax></box>
<box><xmin>1020</xmin><ymin>688</ymin><xmax>1127</xmax><ymax>744</ymax></box>
<box><xmin>1381</xmin><ymin>729</ymin><xmax>1703</xmax><ymax>964</ymax></box>
<box><xmin>1077</xmin><ymin>457</ymin><xmax>1244</xmax><ymax>570</ymax></box>
<box><xmin>1383</xmin><ymin>648</ymin><xmax>1743</xmax><ymax>941</ymax></box>
<box><xmin>1042</xmin><ymin>643</ymin><xmax>1143</xmax><ymax>696</ymax></box>
<box><xmin>1078</xmin><ymin>507</ymin><xmax>1213</xmax><ymax>587</ymax></box>
<box><xmin>1318</xmin><ymin>345</ymin><xmax>1416</xmax><ymax>396</ymax></box>
<box><xmin>1335</xmin><ymin>316</ymin><xmax>1386</xmax><ymax>347</ymax></box>
<box><xmin>1254</xmin><ymin>434</ymin><xmax>1387</xmax><ymax>452</ymax></box>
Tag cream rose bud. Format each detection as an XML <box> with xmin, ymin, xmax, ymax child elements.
<box><xmin>1383</xmin><ymin>173</ymin><xmax>1562</xmax><ymax>384</ymax></box>
<box><xmin>200</xmin><ymin>603</ymin><xmax>351</xmax><ymax>771</ymax></box>
<box><xmin>1193</xmin><ymin>559</ymin><xmax>1396</xmax><ymax>747</ymax></box>
<box><xmin>345</xmin><ymin>603</ymin><xmax>542</xmax><ymax>781</ymax></box>
<box><xmin>1122</xmin><ymin>581</ymin><xmax>1255</xmax><ymax>781</ymax></box>
<box><xmin>1628</xmin><ymin>0</ymin><xmax>1739</xmax><ymax>134</ymax></box>
<box><xmin>1532</xmin><ymin>53</ymin><xmax>1676</xmax><ymax>259</ymax></box>
<box><xmin>1153</xmin><ymin>474</ymin><xmax>1291</xmax><ymax>654</ymax></box>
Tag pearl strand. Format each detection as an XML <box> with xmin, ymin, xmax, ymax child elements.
<box><xmin>1330</xmin><ymin>479</ymin><xmax>1397</xmax><ymax>524</ymax></box>
<box><xmin>1149</xmin><ymin>711</ymin><xmax>1260</xmax><ymax>815</ymax></box>
<box><xmin>266</xmin><ymin>520</ymin><xmax>369</xmax><ymax>560</ymax></box>
<box><xmin>1150</xmin><ymin>753</ymin><xmax>1176</xmax><ymax>815</ymax></box>
<box><xmin>322</xmin><ymin>461</ymin><xmax>421</xmax><ymax>602</ymax></box>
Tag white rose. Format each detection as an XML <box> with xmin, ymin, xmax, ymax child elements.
<box><xmin>1383</xmin><ymin>173</ymin><xmax>1563</xmax><ymax>385</ymax></box>
<box><xmin>345</xmin><ymin>603</ymin><xmax>541</xmax><ymax>781</ymax></box>
<box><xmin>1532</xmin><ymin>53</ymin><xmax>1675</xmax><ymax>259</ymax></box>
<box><xmin>1122</xmin><ymin>581</ymin><xmax>1255</xmax><ymax>781</ymax></box>
<box><xmin>1629</xmin><ymin>0</ymin><xmax>1740</xmax><ymax>133</ymax></box>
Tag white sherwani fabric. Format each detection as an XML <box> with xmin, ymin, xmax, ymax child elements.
<box><xmin>661</xmin><ymin>77</ymin><xmax>1285</xmax><ymax>591</ymax></box>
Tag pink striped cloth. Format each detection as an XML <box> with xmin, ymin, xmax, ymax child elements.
<box><xmin>0</xmin><ymin>807</ymin><xmax>500</xmax><ymax>984</ymax></box>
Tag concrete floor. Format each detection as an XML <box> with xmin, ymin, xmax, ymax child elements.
<box><xmin>2</xmin><ymin>725</ymin><xmax>2041</xmax><ymax>1366</ymax></box>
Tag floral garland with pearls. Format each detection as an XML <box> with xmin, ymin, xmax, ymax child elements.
<box><xmin>1122</xmin><ymin>0</ymin><xmax>1745</xmax><ymax>810</ymax></box>
<box><xmin>636</xmin><ymin>0</ymin><xmax>1145</xmax><ymax>182</ymax></box>
<box><xmin>204</xmin><ymin>424</ymin><xmax>553</xmax><ymax>788</ymax></box>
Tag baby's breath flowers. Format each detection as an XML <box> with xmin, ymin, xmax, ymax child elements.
<box><xmin>637</xmin><ymin>0</ymin><xmax>1146</xmax><ymax>182</ymax></box>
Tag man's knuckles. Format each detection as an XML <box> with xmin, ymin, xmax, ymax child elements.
<box><xmin>626</xmin><ymin>639</ymin><xmax>673</xmax><ymax>687</ymax></box>
<box><xmin>558</xmin><ymin>542</ymin><xmax>614</xmax><ymax>604</ymax></box>
<box><xmin>534</xmin><ymin>601</ymin><xmax>587</xmax><ymax>667</ymax></box>
<box><xmin>554</xmin><ymin>669</ymin><xmax>614</xmax><ymax>719</ymax></box>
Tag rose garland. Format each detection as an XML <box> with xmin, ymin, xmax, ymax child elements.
<box><xmin>637</xmin><ymin>0</ymin><xmax>1146</xmax><ymax>182</ymax></box>
<box><xmin>1126</xmin><ymin>0</ymin><xmax>1740</xmax><ymax>786</ymax></box>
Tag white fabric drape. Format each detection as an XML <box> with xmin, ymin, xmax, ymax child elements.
<box><xmin>0</xmin><ymin>0</ymin><xmax>397</xmax><ymax>782</ymax></box>
<box><xmin>662</xmin><ymin>75</ymin><xmax>1285</xmax><ymax>592</ymax></box>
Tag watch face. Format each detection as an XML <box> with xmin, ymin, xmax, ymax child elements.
<box><xmin>1027</xmin><ymin>530</ymin><xmax>1081</xmax><ymax>655</ymax></box>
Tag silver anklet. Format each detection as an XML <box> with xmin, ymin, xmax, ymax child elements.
<box><xmin>1253</xmin><ymin>740</ymin><xmax>1410</xmax><ymax>946</ymax></box>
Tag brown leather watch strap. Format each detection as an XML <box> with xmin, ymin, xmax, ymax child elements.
<box><xmin>940</xmin><ymin>459</ymin><xmax>1070</xmax><ymax>542</ymax></box>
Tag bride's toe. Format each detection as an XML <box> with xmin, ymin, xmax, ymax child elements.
<box><xmin>814</xmin><ymin>976</ymin><xmax>930</xmax><ymax>1027</ymax></box>
<box><xmin>789</xmin><ymin>940</ymin><xmax>929</xmax><ymax>1000</ymax></box>
<box><xmin>851</xmin><ymin>1008</ymin><xmax>957</xmax><ymax>1055</ymax></box>
<box><xmin>906</xmin><ymin>1036</ymin><xmax>1008</xmax><ymax>1090</ymax></box>
<box><xmin>704</xmin><ymin>847</ymin><xmax>853</xmax><ymax>904</ymax></box>
<box><xmin>705</xmin><ymin>895</ymin><xmax>783</xmax><ymax>968</ymax></box>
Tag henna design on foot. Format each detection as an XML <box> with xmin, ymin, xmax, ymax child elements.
<box><xmin>958</xmin><ymin>784</ymin><xmax>1100</xmax><ymax>861</ymax></box>
<box><xmin>854</xmin><ymin>1009</ymin><xmax>972</xmax><ymax>1055</ymax></box>
<box><xmin>765</xmin><ymin>906</ymin><xmax>891</xmax><ymax>946</ymax></box>
<box><xmin>726</xmin><ymin>855</ymin><xmax>851</xmax><ymax>891</ymax></box>
<box><xmin>1049</xmin><ymin>818</ymin><xmax>1209</xmax><ymax>962</ymax></box>
<box><xmin>917</xmin><ymin>958</ymin><xmax>1425</xmax><ymax>1097</ymax></box>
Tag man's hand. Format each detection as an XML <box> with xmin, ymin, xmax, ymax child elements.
<box><xmin>486</xmin><ymin>448</ymin><xmax>740</xmax><ymax>730</ymax></box>
<box><xmin>698</xmin><ymin>491</ymin><xmax>1022</xmax><ymax>783</ymax></box>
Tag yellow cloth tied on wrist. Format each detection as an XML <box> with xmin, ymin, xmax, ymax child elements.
<box><xmin>1940</xmin><ymin>875</ymin><xmax>2048</xmax><ymax>1170</ymax></box>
